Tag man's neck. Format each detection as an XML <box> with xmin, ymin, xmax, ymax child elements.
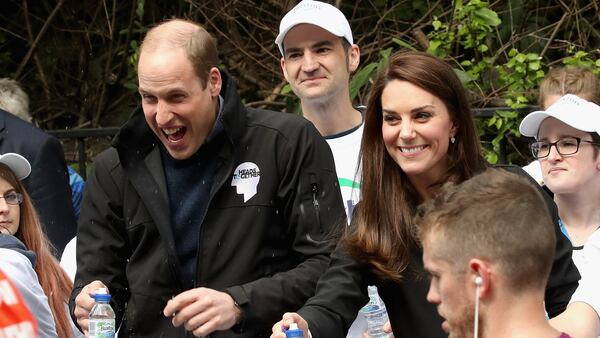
<box><xmin>301</xmin><ymin>95</ymin><xmax>362</xmax><ymax>137</ymax></box>
<box><xmin>483</xmin><ymin>293</ymin><xmax>560</xmax><ymax>338</ymax></box>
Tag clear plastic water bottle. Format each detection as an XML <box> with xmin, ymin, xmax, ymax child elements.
<box><xmin>360</xmin><ymin>285</ymin><xmax>391</xmax><ymax>338</ymax></box>
<box><xmin>88</xmin><ymin>288</ymin><xmax>115</xmax><ymax>338</ymax></box>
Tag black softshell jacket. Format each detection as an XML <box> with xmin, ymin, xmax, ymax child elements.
<box><xmin>69</xmin><ymin>71</ymin><xmax>345</xmax><ymax>337</ymax></box>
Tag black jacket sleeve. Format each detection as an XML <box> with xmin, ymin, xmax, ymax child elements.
<box><xmin>297</xmin><ymin>245</ymin><xmax>370</xmax><ymax>338</ymax></box>
<box><xmin>225</xmin><ymin>121</ymin><xmax>346</xmax><ymax>332</ymax></box>
<box><xmin>497</xmin><ymin>164</ymin><xmax>580</xmax><ymax>317</ymax></box>
<box><xmin>69</xmin><ymin>149</ymin><xmax>129</xmax><ymax>330</ymax></box>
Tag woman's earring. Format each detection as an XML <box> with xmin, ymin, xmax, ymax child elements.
<box><xmin>451</xmin><ymin>136</ymin><xmax>456</xmax><ymax>144</ymax></box>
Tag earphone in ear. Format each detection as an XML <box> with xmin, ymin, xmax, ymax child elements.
<box><xmin>473</xmin><ymin>276</ymin><xmax>482</xmax><ymax>338</ymax></box>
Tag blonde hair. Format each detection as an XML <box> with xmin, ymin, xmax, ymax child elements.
<box><xmin>539</xmin><ymin>66</ymin><xmax>600</xmax><ymax>108</ymax></box>
<box><xmin>140</xmin><ymin>19</ymin><xmax>218</xmax><ymax>88</ymax></box>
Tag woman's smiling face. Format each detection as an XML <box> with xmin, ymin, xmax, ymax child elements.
<box><xmin>381</xmin><ymin>80</ymin><xmax>456</xmax><ymax>186</ymax></box>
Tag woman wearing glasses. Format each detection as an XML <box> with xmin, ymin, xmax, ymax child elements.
<box><xmin>520</xmin><ymin>94</ymin><xmax>600</xmax><ymax>338</ymax></box>
<box><xmin>0</xmin><ymin>153</ymin><xmax>80</xmax><ymax>338</ymax></box>
<box><xmin>522</xmin><ymin>66</ymin><xmax>600</xmax><ymax>185</ymax></box>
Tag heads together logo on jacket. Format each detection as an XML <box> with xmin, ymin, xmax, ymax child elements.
<box><xmin>231</xmin><ymin>162</ymin><xmax>260</xmax><ymax>202</ymax></box>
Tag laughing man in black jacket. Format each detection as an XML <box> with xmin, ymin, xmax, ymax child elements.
<box><xmin>70</xmin><ymin>19</ymin><xmax>345</xmax><ymax>338</ymax></box>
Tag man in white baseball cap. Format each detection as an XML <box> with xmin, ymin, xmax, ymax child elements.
<box><xmin>0</xmin><ymin>153</ymin><xmax>31</xmax><ymax>180</ymax></box>
<box><xmin>275</xmin><ymin>0</ymin><xmax>354</xmax><ymax>56</ymax></box>
<box><xmin>276</xmin><ymin>0</ymin><xmax>363</xmax><ymax>222</ymax></box>
<box><xmin>519</xmin><ymin>93</ymin><xmax>600</xmax><ymax>338</ymax></box>
<box><xmin>276</xmin><ymin>2</ymin><xmax>374</xmax><ymax>338</ymax></box>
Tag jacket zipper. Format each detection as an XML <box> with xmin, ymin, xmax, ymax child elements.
<box><xmin>311</xmin><ymin>182</ymin><xmax>323</xmax><ymax>234</ymax></box>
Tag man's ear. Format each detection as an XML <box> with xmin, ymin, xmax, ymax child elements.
<box><xmin>280</xmin><ymin>57</ymin><xmax>290</xmax><ymax>83</ymax></box>
<box><xmin>468</xmin><ymin>258</ymin><xmax>492</xmax><ymax>299</ymax></box>
<box><xmin>348</xmin><ymin>44</ymin><xmax>360</xmax><ymax>73</ymax></box>
<box><xmin>208</xmin><ymin>67</ymin><xmax>222</xmax><ymax>97</ymax></box>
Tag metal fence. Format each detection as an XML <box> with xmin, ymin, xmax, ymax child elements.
<box><xmin>47</xmin><ymin>106</ymin><xmax>538</xmax><ymax>180</ymax></box>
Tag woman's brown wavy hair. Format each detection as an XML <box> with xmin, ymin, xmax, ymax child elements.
<box><xmin>0</xmin><ymin>163</ymin><xmax>73</xmax><ymax>338</ymax></box>
<box><xmin>343</xmin><ymin>51</ymin><xmax>486</xmax><ymax>281</ymax></box>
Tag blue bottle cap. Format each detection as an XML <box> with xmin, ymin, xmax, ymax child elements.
<box><xmin>285</xmin><ymin>323</ymin><xmax>303</xmax><ymax>338</ymax></box>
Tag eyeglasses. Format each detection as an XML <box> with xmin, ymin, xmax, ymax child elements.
<box><xmin>0</xmin><ymin>192</ymin><xmax>23</xmax><ymax>205</ymax></box>
<box><xmin>530</xmin><ymin>136</ymin><xmax>600</xmax><ymax>159</ymax></box>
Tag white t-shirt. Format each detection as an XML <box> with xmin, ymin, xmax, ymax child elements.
<box><xmin>325</xmin><ymin>123</ymin><xmax>363</xmax><ymax>222</ymax></box>
<box><xmin>569</xmin><ymin>229</ymin><xmax>600</xmax><ymax>317</ymax></box>
<box><xmin>522</xmin><ymin>160</ymin><xmax>544</xmax><ymax>185</ymax></box>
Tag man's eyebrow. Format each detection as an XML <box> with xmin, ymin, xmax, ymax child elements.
<box><xmin>285</xmin><ymin>40</ymin><xmax>335</xmax><ymax>55</ymax></box>
<box><xmin>312</xmin><ymin>40</ymin><xmax>334</xmax><ymax>48</ymax></box>
<box><xmin>138</xmin><ymin>88</ymin><xmax>187</xmax><ymax>95</ymax></box>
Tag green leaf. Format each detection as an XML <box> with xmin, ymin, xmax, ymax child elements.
<box><xmin>280</xmin><ymin>84</ymin><xmax>293</xmax><ymax>95</ymax></box>
<box><xmin>349</xmin><ymin>63</ymin><xmax>379</xmax><ymax>100</ymax></box>
<box><xmin>496</xmin><ymin>110</ymin><xmax>517</xmax><ymax>118</ymax></box>
<box><xmin>477</xmin><ymin>44</ymin><xmax>489</xmax><ymax>53</ymax></box>
<box><xmin>392</xmin><ymin>37</ymin><xmax>416</xmax><ymax>50</ymax></box>
<box><xmin>427</xmin><ymin>40</ymin><xmax>442</xmax><ymax>55</ymax></box>
<box><xmin>433</xmin><ymin>19</ymin><xmax>442</xmax><ymax>31</ymax></box>
<box><xmin>486</xmin><ymin>152</ymin><xmax>498</xmax><ymax>164</ymax></box>
<box><xmin>454</xmin><ymin>68</ymin><xmax>475</xmax><ymax>85</ymax></box>
<box><xmin>473</xmin><ymin>8</ymin><xmax>501</xmax><ymax>26</ymax></box>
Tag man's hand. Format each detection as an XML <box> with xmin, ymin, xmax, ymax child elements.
<box><xmin>74</xmin><ymin>280</ymin><xmax>108</xmax><ymax>337</ymax></box>
<box><xmin>271</xmin><ymin>312</ymin><xmax>309</xmax><ymax>338</ymax></box>
<box><xmin>163</xmin><ymin>287</ymin><xmax>240</xmax><ymax>337</ymax></box>
<box><xmin>362</xmin><ymin>320</ymin><xmax>394</xmax><ymax>338</ymax></box>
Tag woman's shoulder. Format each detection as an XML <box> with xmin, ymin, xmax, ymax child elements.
<box><xmin>0</xmin><ymin>235</ymin><xmax>36</xmax><ymax>266</ymax></box>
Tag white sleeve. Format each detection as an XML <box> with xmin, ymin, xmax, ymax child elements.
<box><xmin>59</xmin><ymin>236</ymin><xmax>77</xmax><ymax>282</ymax></box>
<box><xmin>569</xmin><ymin>231</ymin><xmax>600</xmax><ymax>317</ymax></box>
<box><xmin>0</xmin><ymin>248</ymin><xmax>58</xmax><ymax>337</ymax></box>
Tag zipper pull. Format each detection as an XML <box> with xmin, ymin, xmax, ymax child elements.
<box><xmin>311</xmin><ymin>183</ymin><xmax>323</xmax><ymax>234</ymax></box>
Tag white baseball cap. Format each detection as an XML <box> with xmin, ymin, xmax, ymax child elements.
<box><xmin>0</xmin><ymin>153</ymin><xmax>31</xmax><ymax>180</ymax></box>
<box><xmin>275</xmin><ymin>0</ymin><xmax>353</xmax><ymax>56</ymax></box>
<box><xmin>519</xmin><ymin>94</ymin><xmax>600</xmax><ymax>138</ymax></box>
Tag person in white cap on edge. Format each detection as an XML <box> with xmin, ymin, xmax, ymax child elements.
<box><xmin>520</xmin><ymin>94</ymin><xmax>600</xmax><ymax>338</ymax></box>
<box><xmin>276</xmin><ymin>2</ymin><xmax>370</xmax><ymax>337</ymax></box>
<box><xmin>0</xmin><ymin>152</ymin><xmax>83</xmax><ymax>338</ymax></box>
<box><xmin>522</xmin><ymin>67</ymin><xmax>600</xmax><ymax>186</ymax></box>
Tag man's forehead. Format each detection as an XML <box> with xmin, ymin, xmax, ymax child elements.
<box><xmin>422</xmin><ymin>233</ymin><xmax>447</xmax><ymax>268</ymax></box>
<box><xmin>283</xmin><ymin>23</ymin><xmax>342</xmax><ymax>46</ymax></box>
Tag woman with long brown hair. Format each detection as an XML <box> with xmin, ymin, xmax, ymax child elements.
<box><xmin>271</xmin><ymin>51</ymin><xmax>579</xmax><ymax>338</ymax></box>
<box><xmin>0</xmin><ymin>153</ymin><xmax>78</xmax><ymax>338</ymax></box>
